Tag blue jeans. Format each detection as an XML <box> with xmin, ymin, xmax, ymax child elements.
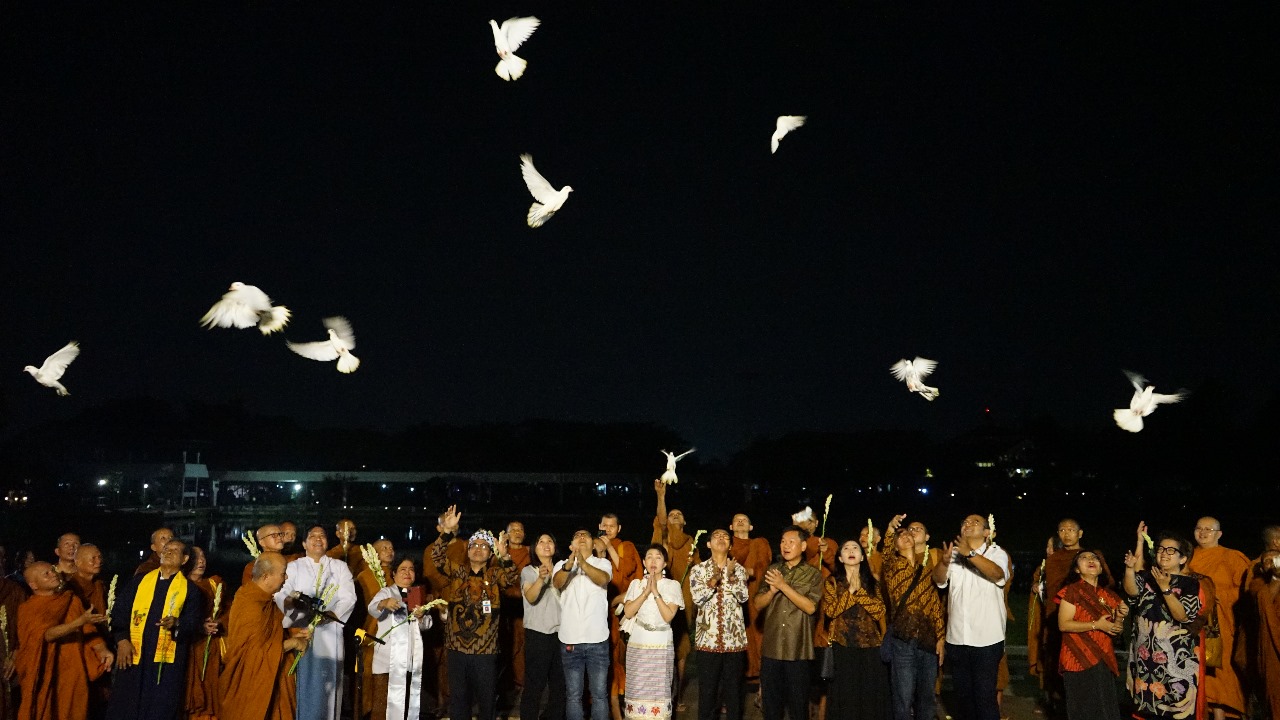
<box><xmin>888</xmin><ymin>635</ymin><xmax>937</xmax><ymax>720</ymax></box>
<box><xmin>561</xmin><ymin>640</ymin><xmax>609</xmax><ymax>720</ymax></box>
<box><xmin>945</xmin><ymin>641</ymin><xmax>1003</xmax><ymax>720</ymax></box>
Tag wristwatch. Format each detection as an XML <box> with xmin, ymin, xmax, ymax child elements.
<box><xmin>1161</xmin><ymin>587</ymin><xmax>1173</xmax><ymax>595</ymax></box>
<box><xmin>967</xmin><ymin>548</ymin><xmax>979</xmax><ymax>558</ymax></box>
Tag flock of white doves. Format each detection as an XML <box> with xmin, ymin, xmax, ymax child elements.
<box><xmin>21</xmin><ymin>17</ymin><xmax>1189</xmax><ymax>438</ymax></box>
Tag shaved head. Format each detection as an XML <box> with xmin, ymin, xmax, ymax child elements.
<box><xmin>1194</xmin><ymin>517</ymin><xmax>1223</xmax><ymax>548</ymax></box>
<box><xmin>256</xmin><ymin>524</ymin><xmax>285</xmax><ymax>552</ymax></box>
<box><xmin>252</xmin><ymin>551</ymin><xmax>285</xmax><ymax>580</ymax></box>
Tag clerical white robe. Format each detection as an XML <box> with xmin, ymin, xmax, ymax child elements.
<box><xmin>275</xmin><ymin>555</ymin><xmax>356</xmax><ymax>720</ymax></box>
<box><xmin>370</xmin><ymin>585</ymin><xmax>433</xmax><ymax>720</ymax></box>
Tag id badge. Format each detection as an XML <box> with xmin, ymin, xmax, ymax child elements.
<box><xmin>482</xmin><ymin>599</ymin><xmax>492</xmax><ymax>615</ymax></box>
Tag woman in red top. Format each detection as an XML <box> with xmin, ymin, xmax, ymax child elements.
<box><xmin>1055</xmin><ymin>548</ymin><xmax>1129</xmax><ymax>720</ymax></box>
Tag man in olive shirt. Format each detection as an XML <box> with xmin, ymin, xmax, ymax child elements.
<box><xmin>753</xmin><ymin>525</ymin><xmax>822</xmax><ymax>720</ymax></box>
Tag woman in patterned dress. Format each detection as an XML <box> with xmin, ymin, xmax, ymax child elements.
<box><xmin>1123</xmin><ymin>522</ymin><xmax>1202</xmax><ymax>720</ymax></box>
<box><xmin>622</xmin><ymin>545</ymin><xmax>685</xmax><ymax>720</ymax></box>
<box><xmin>823</xmin><ymin>539</ymin><xmax>889</xmax><ymax>720</ymax></box>
<box><xmin>1055</xmin><ymin>547</ymin><xmax>1128</xmax><ymax>720</ymax></box>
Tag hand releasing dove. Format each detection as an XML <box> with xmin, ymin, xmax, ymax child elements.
<box><xmin>890</xmin><ymin>357</ymin><xmax>940</xmax><ymax>401</ymax></box>
<box><xmin>771</xmin><ymin>115</ymin><xmax>807</xmax><ymax>154</ymax></box>
<box><xmin>200</xmin><ymin>282</ymin><xmax>290</xmax><ymax>335</ymax></box>
<box><xmin>24</xmin><ymin>341</ymin><xmax>81</xmax><ymax>396</ymax></box>
<box><xmin>660</xmin><ymin>449</ymin><xmax>695</xmax><ymax>485</ymax></box>
<box><xmin>489</xmin><ymin>16</ymin><xmax>540</xmax><ymax>81</ymax></box>
<box><xmin>520</xmin><ymin>154</ymin><xmax>573</xmax><ymax>228</ymax></box>
<box><xmin>287</xmin><ymin>316</ymin><xmax>360</xmax><ymax>374</ymax></box>
<box><xmin>1113</xmin><ymin>370</ymin><xmax>1185</xmax><ymax>432</ymax></box>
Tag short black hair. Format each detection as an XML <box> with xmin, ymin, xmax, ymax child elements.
<box><xmin>782</xmin><ymin>525</ymin><xmax>810</xmax><ymax>543</ymax></box>
<box><xmin>642</xmin><ymin>543</ymin><xmax>670</xmax><ymax>565</ymax></box>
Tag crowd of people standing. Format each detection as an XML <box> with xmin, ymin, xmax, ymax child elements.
<box><xmin>2</xmin><ymin>483</ymin><xmax>1279</xmax><ymax>720</ymax></box>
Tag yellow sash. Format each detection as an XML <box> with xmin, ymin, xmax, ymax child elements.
<box><xmin>129</xmin><ymin>569</ymin><xmax>189</xmax><ymax>665</ymax></box>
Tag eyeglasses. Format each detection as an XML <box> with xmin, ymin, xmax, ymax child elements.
<box><xmin>1156</xmin><ymin>546</ymin><xmax>1182</xmax><ymax>555</ymax></box>
<box><xmin>263</xmin><ymin>532</ymin><xmax>284</xmax><ymax>539</ymax></box>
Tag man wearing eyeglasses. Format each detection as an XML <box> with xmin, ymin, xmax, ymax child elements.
<box><xmin>242</xmin><ymin>524</ymin><xmax>287</xmax><ymax>586</ymax></box>
<box><xmin>932</xmin><ymin>514</ymin><xmax>1008</xmax><ymax>720</ymax></box>
<box><xmin>1188</xmin><ymin>517</ymin><xmax>1251</xmax><ymax>720</ymax></box>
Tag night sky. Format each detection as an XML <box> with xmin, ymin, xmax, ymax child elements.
<box><xmin>4</xmin><ymin>5</ymin><xmax>1274</xmax><ymax>458</ymax></box>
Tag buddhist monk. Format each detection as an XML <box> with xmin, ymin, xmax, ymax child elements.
<box><xmin>730</xmin><ymin>513</ymin><xmax>772</xmax><ymax>683</ymax></box>
<box><xmin>597</xmin><ymin>511</ymin><xmax>641</xmax><ymax>720</ymax></box>
<box><xmin>354</xmin><ymin>539</ymin><xmax>394</xmax><ymax>720</ymax></box>
<box><xmin>859</xmin><ymin>522</ymin><xmax>885</xmax><ymax>579</ymax></box>
<box><xmin>107</xmin><ymin>539</ymin><xmax>204</xmax><ymax>720</ymax></box>
<box><xmin>242</xmin><ymin>524</ymin><xmax>287</xmax><ymax>587</ymax></box>
<box><xmin>1029</xmin><ymin>518</ymin><xmax>1094</xmax><ymax>711</ymax></box>
<box><xmin>70</xmin><ymin>543</ymin><xmax>111</xmax><ymax>719</ymax></box>
<box><xmin>53</xmin><ymin>532</ymin><xmax>80</xmax><ymax>581</ymax></box>
<box><xmin>1189</xmin><ymin>516</ymin><xmax>1252</xmax><ymax>720</ymax></box>
<box><xmin>279</xmin><ymin>521</ymin><xmax>302</xmax><ymax>560</ymax></box>
<box><xmin>15</xmin><ymin>561</ymin><xmax>114</xmax><ymax>720</ymax></box>
<box><xmin>185</xmin><ymin>546</ymin><xmax>226</xmax><ymax>720</ymax></box>
<box><xmin>133</xmin><ymin>528</ymin><xmax>174</xmax><ymax>576</ymax></box>
<box><xmin>1248</xmin><ymin>539</ymin><xmax>1280</xmax><ymax>720</ymax></box>
<box><xmin>652</xmin><ymin>479</ymin><xmax>697</xmax><ymax>710</ymax></box>
<box><xmin>1</xmin><ymin>571</ymin><xmax>31</xmax><ymax>718</ymax></box>
<box><xmin>793</xmin><ymin>507</ymin><xmax>837</xmax><ymax>577</ymax></box>
<box><xmin>219</xmin><ymin>552</ymin><xmax>309</xmax><ymax>720</ymax></box>
<box><xmin>327</xmin><ymin>518</ymin><xmax>367</xmax><ymax>577</ymax></box>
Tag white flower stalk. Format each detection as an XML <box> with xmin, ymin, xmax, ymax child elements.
<box><xmin>201</xmin><ymin>581</ymin><xmax>223</xmax><ymax>680</ymax></box>
<box><xmin>106</xmin><ymin>575</ymin><xmax>118</xmax><ymax>629</ymax></box>
<box><xmin>361</xmin><ymin>544</ymin><xmax>387</xmax><ymax>588</ymax></box>
<box><xmin>242</xmin><ymin>532</ymin><xmax>260</xmax><ymax>558</ymax></box>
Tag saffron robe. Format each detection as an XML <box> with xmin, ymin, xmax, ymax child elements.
<box><xmin>1188</xmin><ymin>545</ymin><xmax>1252</xmax><ymax>715</ymax></box>
<box><xmin>731</xmin><ymin>535</ymin><xmax>772</xmax><ymax>679</ymax></box>
<box><xmin>652</xmin><ymin>519</ymin><xmax>697</xmax><ymax>662</ymax></box>
<box><xmin>185</xmin><ymin>576</ymin><xmax>227</xmax><ymax>720</ymax></box>
<box><xmin>1</xmin><ymin>576</ymin><xmax>29</xmax><ymax>719</ymax></box>
<box><xmin>15</xmin><ymin>591</ymin><xmax>108</xmax><ymax>720</ymax></box>
<box><xmin>105</xmin><ymin>571</ymin><xmax>203</xmax><ymax>720</ymax></box>
<box><xmin>607</xmin><ymin>537</ymin><xmax>642</xmax><ymax>695</ymax></box>
<box><xmin>219</xmin><ymin>581</ymin><xmax>297</xmax><ymax>720</ymax></box>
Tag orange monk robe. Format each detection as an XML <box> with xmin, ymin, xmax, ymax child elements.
<box><xmin>219</xmin><ymin>580</ymin><xmax>297</xmax><ymax>720</ymax></box>
<box><xmin>500</xmin><ymin>545</ymin><xmax>532</xmax><ymax>689</ymax></box>
<box><xmin>15</xmin><ymin>591</ymin><xmax>108</xmax><ymax>720</ymax></box>
<box><xmin>1250</xmin><ymin>569</ymin><xmax>1280</xmax><ymax>720</ymax></box>
<box><xmin>653</xmin><ymin>519</ymin><xmax>698</xmax><ymax>663</ymax></box>
<box><xmin>241</xmin><ymin>560</ymin><xmax>255</xmax><ymax>589</ymax></box>
<box><xmin>354</xmin><ymin>563</ymin><xmax>390</xmax><ymax>719</ymax></box>
<box><xmin>134</xmin><ymin>553</ymin><xmax>161</xmax><ymax>577</ymax></box>
<box><xmin>186</xmin><ymin>575</ymin><xmax>227</xmax><ymax>720</ymax></box>
<box><xmin>327</xmin><ymin>542</ymin><xmax>367</xmax><ymax>578</ymax></box>
<box><xmin>65</xmin><ymin>574</ymin><xmax>111</xmax><ymax>715</ymax></box>
<box><xmin>1189</xmin><ymin>545</ymin><xmax>1252</xmax><ymax>716</ymax></box>
<box><xmin>731</xmin><ymin>536</ymin><xmax>772</xmax><ymax>679</ymax></box>
<box><xmin>607</xmin><ymin>537</ymin><xmax>642</xmax><ymax>695</ymax></box>
<box><xmin>0</xmin><ymin>577</ymin><xmax>26</xmax><ymax>719</ymax></box>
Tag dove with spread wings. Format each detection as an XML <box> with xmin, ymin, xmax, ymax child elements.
<box><xmin>24</xmin><ymin>341</ymin><xmax>81</xmax><ymax>396</ymax></box>
<box><xmin>660</xmin><ymin>449</ymin><xmax>695</xmax><ymax>484</ymax></box>
<box><xmin>520</xmin><ymin>154</ymin><xmax>573</xmax><ymax>228</ymax></box>
<box><xmin>490</xmin><ymin>17</ymin><xmax>540</xmax><ymax>81</ymax></box>
<box><xmin>772</xmin><ymin>115</ymin><xmax>807</xmax><ymax>154</ymax></box>
<box><xmin>287</xmin><ymin>317</ymin><xmax>361</xmax><ymax>374</ymax></box>
<box><xmin>1113</xmin><ymin>370</ymin><xmax>1185</xmax><ymax>432</ymax></box>
<box><xmin>200</xmin><ymin>282</ymin><xmax>291</xmax><ymax>335</ymax></box>
<box><xmin>890</xmin><ymin>357</ymin><xmax>940</xmax><ymax>401</ymax></box>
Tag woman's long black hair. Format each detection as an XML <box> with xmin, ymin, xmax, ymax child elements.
<box><xmin>832</xmin><ymin>539</ymin><xmax>877</xmax><ymax>597</ymax></box>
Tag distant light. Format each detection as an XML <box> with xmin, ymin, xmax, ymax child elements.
<box><xmin>918</xmin><ymin>487</ymin><xmax>929</xmax><ymax>495</ymax></box>
<box><xmin>381</xmin><ymin>483</ymin><xmax>387</xmax><ymax>489</ymax></box>
<box><xmin>97</xmin><ymin>479</ymin><xmax>108</xmax><ymax>486</ymax></box>
<box><xmin>143</xmin><ymin>483</ymin><xmax>150</xmax><ymax>489</ymax></box>
<box><xmin>409</xmin><ymin>487</ymin><xmax>415</xmax><ymax>492</ymax></box>
<box><xmin>949</xmin><ymin>493</ymin><xmax>955</xmax><ymax>497</ymax></box>
<box><xmin>294</xmin><ymin>483</ymin><xmax>302</xmax><ymax>492</ymax></box>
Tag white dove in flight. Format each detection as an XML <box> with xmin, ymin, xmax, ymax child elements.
<box><xmin>890</xmin><ymin>357</ymin><xmax>940</xmax><ymax>401</ymax></box>
<box><xmin>489</xmin><ymin>16</ymin><xmax>540</xmax><ymax>81</ymax></box>
<box><xmin>287</xmin><ymin>316</ymin><xmax>361</xmax><ymax>374</ymax></box>
<box><xmin>660</xmin><ymin>448</ymin><xmax>695</xmax><ymax>484</ymax></box>
<box><xmin>200</xmin><ymin>282</ymin><xmax>290</xmax><ymax>335</ymax></box>
<box><xmin>520</xmin><ymin>153</ymin><xmax>572</xmax><ymax>228</ymax></box>
<box><xmin>1113</xmin><ymin>370</ymin><xmax>1185</xmax><ymax>432</ymax></box>
<box><xmin>771</xmin><ymin>115</ymin><xmax>807</xmax><ymax>154</ymax></box>
<box><xmin>24</xmin><ymin>341</ymin><xmax>80</xmax><ymax>396</ymax></box>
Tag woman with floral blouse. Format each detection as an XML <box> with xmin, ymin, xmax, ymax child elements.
<box><xmin>1124</xmin><ymin>521</ymin><xmax>1203</xmax><ymax>720</ymax></box>
<box><xmin>823</xmin><ymin>539</ymin><xmax>889</xmax><ymax>720</ymax></box>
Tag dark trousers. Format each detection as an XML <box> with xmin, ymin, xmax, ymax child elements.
<box><xmin>945</xmin><ymin>641</ymin><xmax>1003</xmax><ymax>720</ymax></box>
<box><xmin>448</xmin><ymin>650</ymin><xmax>498</xmax><ymax>720</ymax></box>
<box><xmin>1061</xmin><ymin>664</ymin><xmax>1123</xmax><ymax>720</ymax></box>
<box><xmin>696</xmin><ymin>650</ymin><xmax>745</xmax><ymax>720</ymax></box>
<box><xmin>761</xmin><ymin>657</ymin><xmax>809</xmax><ymax>720</ymax></box>
<box><xmin>888</xmin><ymin>635</ymin><xmax>937</xmax><ymax>720</ymax></box>
<box><xmin>523</xmin><ymin>630</ymin><xmax>567</xmax><ymax>720</ymax></box>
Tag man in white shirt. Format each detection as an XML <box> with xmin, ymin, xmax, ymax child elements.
<box><xmin>554</xmin><ymin>528</ymin><xmax>613</xmax><ymax>720</ymax></box>
<box><xmin>931</xmin><ymin>514</ymin><xmax>1008</xmax><ymax>720</ymax></box>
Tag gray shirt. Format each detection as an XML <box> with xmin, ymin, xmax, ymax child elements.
<box><xmin>521</xmin><ymin>564</ymin><xmax>561</xmax><ymax>635</ymax></box>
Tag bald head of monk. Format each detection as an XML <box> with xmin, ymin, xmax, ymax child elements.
<box><xmin>256</xmin><ymin>524</ymin><xmax>285</xmax><ymax>553</ymax></box>
<box><xmin>373</xmin><ymin>539</ymin><xmax>394</xmax><ymax>565</ymax></box>
<box><xmin>336</xmin><ymin>519</ymin><xmax>356</xmax><ymax>545</ymax></box>
<box><xmin>1056</xmin><ymin>519</ymin><xmax>1083</xmax><ymax>550</ymax></box>
<box><xmin>1263</xmin><ymin>525</ymin><xmax>1280</xmax><ymax>553</ymax></box>
<box><xmin>23</xmin><ymin>561</ymin><xmax>64</xmax><ymax>595</ymax></box>
<box><xmin>150</xmin><ymin>528</ymin><xmax>175</xmax><ymax>556</ymax></box>
<box><xmin>252</xmin><ymin>551</ymin><xmax>289</xmax><ymax>594</ymax></box>
<box><xmin>54</xmin><ymin>533</ymin><xmax>80</xmax><ymax>573</ymax></box>
<box><xmin>74</xmin><ymin>543</ymin><xmax>103</xmax><ymax>581</ymax></box>
<box><xmin>1193</xmin><ymin>517</ymin><xmax>1222</xmax><ymax>549</ymax></box>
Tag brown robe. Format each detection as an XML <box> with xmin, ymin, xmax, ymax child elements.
<box><xmin>185</xmin><ymin>576</ymin><xmax>227</xmax><ymax>720</ymax></box>
<box><xmin>804</xmin><ymin>536</ymin><xmax>838</xmax><ymax>647</ymax></box>
<box><xmin>65</xmin><ymin>574</ymin><xmax>111</xmax><ymax>717</ymax></box>
<box><xmin>218</xmin><ymin>581</ymin><xmax>297</xmax><ymax>720</ymax></box>
<box><xmin>326</xmin><ymin>542</ymin><xmax>367</xmax><ymax>578</ymax></box>
<box><xmin>606</xmin><ymin>537</ymin><xmax>642</xmax><ymax>696</ymax></box>
<box><xmin>15</xmin><ymin>591</ymin><xmax>108</xmax><ymax>720</ymax></box>
<box><xmin>0</xmin><ymin>577</ymin><xmax>27</xmax><ymax>719</ymax></box>
<box><xmin>500</xmin><ymin>544</ymin><xmax>531</xmax><ymax>690</ymax></box>
<box><xmin>731</xmin><ymin>535</ymin><xmax>772</xmax><ymax>679</ymax></box>
<box><xmin>1188</xmin><ymin>544</ymin><xmax>1252</xmax><ymax>715</ymax></box>
<box><xmin>354</xmin><ymin>563</ymin><xmax>390</xmax><ymax>719</ymax></box>
<box><xmin>653</xmin><ymin>519</ymin><xmax>697</xmax><ymax>662</ymax></box>
<box><xmin>1251</xmin><ymin>564</ymin><xmax>1280</xmax><ymax>720</ymax></box>
<box><xmin>133</xmin><ymin>554</ymin><xmax>161</xmax><ymax>577</ymax></box>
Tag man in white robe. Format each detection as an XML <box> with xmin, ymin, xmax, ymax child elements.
<box><xmin>276</xmin><ymin>525</ymin><xmax>357</xmax><ymax>720</ymax></box>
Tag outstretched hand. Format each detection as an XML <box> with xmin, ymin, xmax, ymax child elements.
<box><xmin>939</xmin><ymin>541</ymin><xmax>956</xmax><ymax>567</ymax></box>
